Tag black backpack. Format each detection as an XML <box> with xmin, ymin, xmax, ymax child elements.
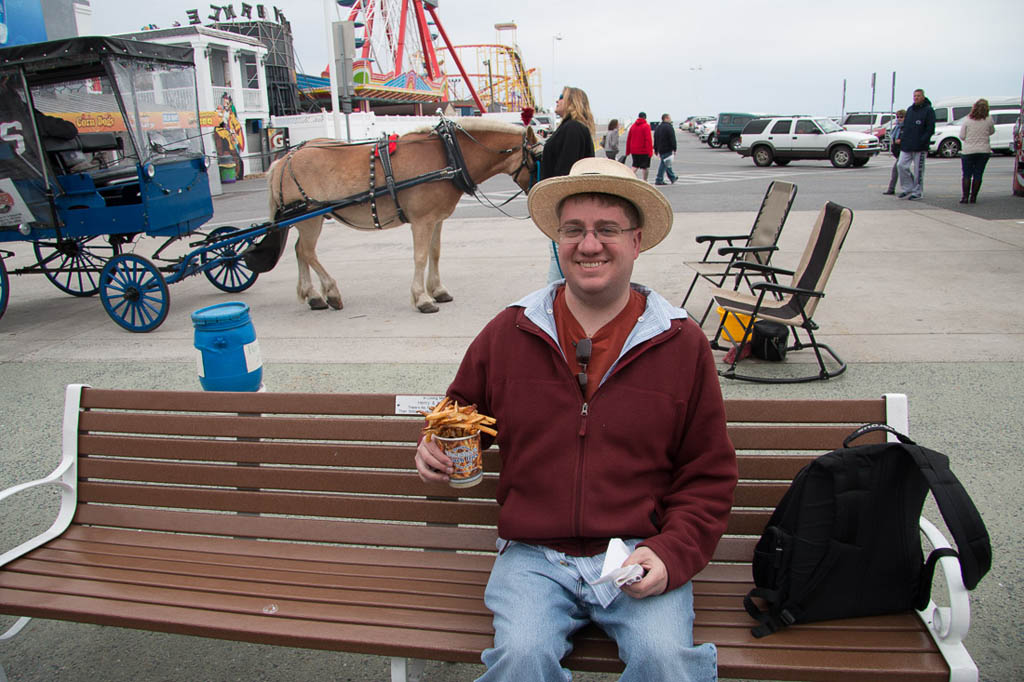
<box><xmin>744</xmin><ymin>424</ymin><xmax>991</xmax><ymax>637</ymax></box>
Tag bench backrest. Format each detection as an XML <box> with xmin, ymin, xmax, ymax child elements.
<box><xmin>72</xmin><ymin>389</ymin><xmax>897</xmax><ymax>563</ymax></box>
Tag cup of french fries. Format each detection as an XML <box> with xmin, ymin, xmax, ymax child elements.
<box><xmin>421</xmin><ymin>397</ymin><xmax>497</xmax><ymax>488</ymax></box>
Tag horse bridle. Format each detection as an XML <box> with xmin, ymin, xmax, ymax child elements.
<box><xmin>443</xmin><ymin>119</ymin><xmax>542</xmax><ymax>200</ymax></box>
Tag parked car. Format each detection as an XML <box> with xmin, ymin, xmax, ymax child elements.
<box><xmin>929</xmin><ymin>110</ymin><xmax>1021</xmax><ymax>157</ymax></box>
<box><xmin>532</xmin><ymin>114</ymin><xmax>555</xmax><ymax>137</ymax></box>
<box><xmin>841</xmin><ymin>112</ymin><xmax>896</xmax><ymax>134</ymax></box>
<box><xmin>735</xmin><ymin>116</ymin><xmax>881</xmax><ymax>168</ymax></box>
<box><xmin>697</xmin><ymin>118</ymin><xmax>717</xmax><ymax>142</ymax></box>
<box><xmin>688</xmin><ymin>116</ymin><xmax>714</xmax><ymax>133</ymax></box>
<box><xmin>711</xmin><ymin>112</ymin><xmax>767</xmax><ymax>150</ymax></box>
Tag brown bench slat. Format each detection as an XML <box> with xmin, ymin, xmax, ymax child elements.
<box><xmin>717</xmin><ymin>647</ymin><xmax>948</xmax><ymax>682</ymax></box>
<box><xmin>79</xmin><ymin>411</ymin><xmax>424</xmax><ymax>443</ymax></box>
<box><xmin>55</xmin><ymin>526</ymin><xmax>499</xmax><ymax>572</ymax></box>
<box><xmin>12</xmin><ymin>552</ymin><xmax>490</xmax><ymax>602</ymax></box>
<box><xmin>76</xmin><ymin>481</ymin><xmax>501</xmax><ymax>526</ymax></box>
<box><xmin>732</xmin><ymin>480</ymin><xmax>792</xmax><ymax>506</ymax></box>
<box><xmin>0</xmin><ymin>571</ymin><xmax>493</xmax><ymax>634</ymax></box>
<box><xmin>70</xmin><ymin>508</ymin><xmax>500</xmax><ymax>552</ymax></box>
<box><xmin>81</xmin><ymin>389</ymin><xmax>411</xmax><ymax>416</ymax></box>
<box><xmin>710</xmin><ymin>536</ymin><xmax>759</xmax><ymax>562</ymax></box>
<box><xmin>0</xmin><ymin>589</ymin><xmax>495</xmax><ymax>663</ymax></box>
<box><xmin>708</xmin><ymin>622</ymin><xmax>937</xmax><ymax>652</ymax></box>
<box><xmin>78</xmin><ymin>458</ymin><xmax>500</xmax><ymax>500</ymax></box>
<box><xmin>724</xmin><ymin>399</ymin><xmax>886</xmax><ymax>423</ymax></box>
<box><xmin>725</xmin><ymin>509</ymin><xmax>775</xmax><ymax>535</ymax></box>
<box><xmin>40</xmin><ymin>538</ymin><xmax>493</xmax><ymax>587</ymax></box>
<box><xmin>728</xmin><ymin>424</ymin><xmax>884</xmax><ymax>451</ymax></box>
<box><xmin>737</xmin><ymin>453</ymin><xmax>818</xmax><ymax>479</ymax></box>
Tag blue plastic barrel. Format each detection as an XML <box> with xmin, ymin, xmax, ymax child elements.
<box><xmin>191</xmin><ymin>302</ymin><xmax>263</xmax><ymax>391</ymax></box>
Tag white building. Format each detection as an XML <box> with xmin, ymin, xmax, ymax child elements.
<box><xmin>117</xmin><ymin>26</ymin><xmax>271</xmax><ymax>186</ymax></box>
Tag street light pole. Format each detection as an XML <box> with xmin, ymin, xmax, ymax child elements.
<box><xmin>689</xmin><ymin>64</ymin><xmax>703</xmax><ymax>114</ymax></box>
<box><xmin>551</xmin><ymin>33</ymin><xmax>562</xmax><ymax>110</ymax></box>
<box><xmin>483</xmin><ymin>58</ymin><xmax>495</xmax><ymax>111</ymax></box>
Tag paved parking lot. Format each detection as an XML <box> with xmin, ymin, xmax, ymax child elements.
<box><xmin>0</xmin><ymin>132</ymin><xmax>1022</xmax><ymax>680</ymax></box>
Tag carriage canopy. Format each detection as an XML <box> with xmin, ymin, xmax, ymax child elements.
<box><xmin>0</xmin><ymin>36</ymin><xmax>206</xmax><ymax>232</ymax></box>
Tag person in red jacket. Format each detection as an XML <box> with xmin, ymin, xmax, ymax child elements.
<box><xmin>625</xmin><ymin>111</ymin><xmax>654</xmax><ymax>181</ymax></box>
<box><xmin>415</xmin><ymin>157</ymin><xmax>737</xmax><ymax>681</ymax></box>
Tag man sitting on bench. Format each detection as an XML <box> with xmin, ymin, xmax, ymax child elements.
<box><xmin>415</xmin><ymin>158</ymin><xmax>738</xmax><ymax>681</ymax></box>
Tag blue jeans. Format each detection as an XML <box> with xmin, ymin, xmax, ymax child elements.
<box><xmin>655</xmin><ymin>152</ymin><xmax>677</xmax><ymax>184</ymax></box>
<box><xmin>477</xmin><ymin>542</ymin><xmax>718</xmax><ymax>681</ymax></box>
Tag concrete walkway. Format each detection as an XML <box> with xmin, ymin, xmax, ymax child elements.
<box><xmin>0</xmin><ymin>195</ymin><xmax>1022</xmax><ymax>680</ymax></box>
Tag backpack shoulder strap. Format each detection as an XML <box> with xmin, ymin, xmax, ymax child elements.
<box><xmin>904</xmin><ymin>443</ymin><xmax>991</xmax><ymax>591</ymax></box>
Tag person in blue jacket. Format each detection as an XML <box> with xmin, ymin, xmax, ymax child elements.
<box><xmin>896</xmin><ymin>89</ymin><xmax>935</xmax><ymax>200</ymax></box>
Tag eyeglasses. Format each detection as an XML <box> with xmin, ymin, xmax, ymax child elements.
<box><xmin>558</xmin><ymin>94</ymin><xmax>564</xmax><ymax>100</ymax></box>
<box><xmin>575</xmin><ymin>337</ymin><xmax>592</xmax><ymax>393</ymax></box>
<box><xmin>556</xmin><ymin>225</ymin><xmax>638</xmax><ymax>243</ymax></box>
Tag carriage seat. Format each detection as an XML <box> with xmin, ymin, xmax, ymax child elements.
<box><xmin>42</xmin><ymin>132</ymin><xmax>122</xmax><ymax>155</ymax></box>
<box><xmin>45</xmin><ymin>134</ymin><xmax>138</xmax><ymax>188</ymax></box>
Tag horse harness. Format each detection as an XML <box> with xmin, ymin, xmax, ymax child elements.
<box><xmin>273</xmin><ymin>118</ymin><xmax>534</xmax><ymax>230</ymax></box>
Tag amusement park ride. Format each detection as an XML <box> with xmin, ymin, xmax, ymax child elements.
<box><xmin>312</xmin><ymin>0</ymin><xmax>539</xmax><ymax>114</ymax></box>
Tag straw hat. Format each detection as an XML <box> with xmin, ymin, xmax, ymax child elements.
<box><xmin>528</xmin><ymin>157</ymin><xmax>673</xmax><ymax>252</ymax></box>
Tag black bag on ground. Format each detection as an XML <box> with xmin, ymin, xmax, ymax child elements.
<box><xmin>744</xmin><ymin>424</ymin><xmax>991</xmax><ymax>637</ymax></box>
<box><xmin>751</xmin><ymin>320</ymin><xmax>789</xmax><ymax>361</ymax></box>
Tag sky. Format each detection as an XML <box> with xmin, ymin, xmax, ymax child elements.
<box><xmin>90</xmin><ymin>0</ymin><xmax>1024</xmax><ymax>122</ymax></box>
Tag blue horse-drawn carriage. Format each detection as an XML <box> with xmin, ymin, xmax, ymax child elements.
<box><xmin>0</xmin><ymin>36</ymin><xmax>258</xmax><ymax>331</ymax></box>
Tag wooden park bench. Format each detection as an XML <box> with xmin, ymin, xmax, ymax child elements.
<box><xmin>0</xmin><ymin>386</ymin><xmax>978</xmax><ymax>681</ymax></box>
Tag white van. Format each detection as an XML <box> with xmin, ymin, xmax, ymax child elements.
<box><xmin>931</xmin><ymin>96</ymin><xmax>1020</xmax><ymax>126</ymax></box>
<box><xmin>930</xmin><ymin>109</ymin><xmax>1021</xmax><ymax>157</ymax></box>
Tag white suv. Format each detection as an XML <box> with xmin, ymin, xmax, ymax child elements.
<box><xmin>735</xmin><ymin>116</ymin><xmax>882</xmax><ymax>168</ymax></box>
<box><xmin>929</xmin><ymin>110</ymin><xmax>1021</xmax><ymax>157</ymax></box>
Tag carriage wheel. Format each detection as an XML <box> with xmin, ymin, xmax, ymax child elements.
<box><xmin>33</xmin><ymin>236</ymin><xmax>120</xmax><ymax>297</ymax></box>
<box><xmin>99</xmin><ymin>254</ymin><xmax>170</xmax><ymax>332</ymax></box>
<box><xmin>201</xmin><ymin>226</ymin><xmax>259</xmax><ymax>293</ymax></box>
<box><xmin>0</xmin><ymin>256</ymin><xmax>9</xmax><ymax>322</ymax></box>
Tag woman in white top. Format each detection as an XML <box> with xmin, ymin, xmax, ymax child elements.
<box><xmin>959</xmin><ymin>99</ymin><xmax>996</xmax><ymax>204</ymax></box>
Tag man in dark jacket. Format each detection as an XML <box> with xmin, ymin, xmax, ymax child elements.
<box><xmin>654</xmin><ymin>113</ymin><xmax>678</xmax><ymax>185</ymax></box>
<box><xmin>415</xmin><ymin>158</ymin><xmax>736</xmax><ymax>681</ymax></box>
<box><xmin>897</xmin><ymin>89</ymin><xmax>935</xmax><ymax>200</ymax></box>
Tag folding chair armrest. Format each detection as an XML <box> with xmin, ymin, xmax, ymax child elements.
<box><xmin>718</xmin><ymin>245</ymin><xmax>778</xmax><ymax>257</ymax></box>
<box><xmin>725</xmin><ymin>261</ymin><xmax>794</xmax><ymax>277</ymax></box>
<box><xmin>695</xmin><ymin>233</ymin><xmax>747</xmax><ymax>244</ymax></box>
<box><xmin>750</xmin><ymin>281</ymin><xmax>825</xmax><ymax>298</ymax></box>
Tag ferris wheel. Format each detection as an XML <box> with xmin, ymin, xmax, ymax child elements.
<box><xmin>338</xmin><ymin>0</ymin><xmax>435</xmax><ymax>77</ymax></box>
<box><xmin>335</xmin><ymin>0</ymin><xmax>484</xmax><ymax>111</ymax></box>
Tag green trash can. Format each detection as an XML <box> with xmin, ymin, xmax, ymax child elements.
<box><xmin>219</xmin><ymin>155</ymin><xmax>237</xmax><ymax>183</ymax></box>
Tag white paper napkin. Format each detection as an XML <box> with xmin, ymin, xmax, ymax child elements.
<box><xmin>588</xmin><ymin>538</ymin><xmax>645</xmax><ymax>587</ymax></box>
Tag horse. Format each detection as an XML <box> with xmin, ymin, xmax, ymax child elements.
<box><xmin>265</xmin><ymin>118</ymin><xmax>539</xmax><ymax>313</ymax></box>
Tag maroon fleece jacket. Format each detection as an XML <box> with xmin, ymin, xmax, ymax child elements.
<box><xmin>447</xmin><ymin>306</ymin><xmax>737</xmax><ymax>592</ymax></box>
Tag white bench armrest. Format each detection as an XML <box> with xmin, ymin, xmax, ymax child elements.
<box><xmin>917</xmin><ymin>515</ymin><xmax>978</xmax><ymax>682</ymax></box>
<box><xmin>0</xmin><ymin>384</ymin><xmax>84</xmax><ymax>570</ymax></box>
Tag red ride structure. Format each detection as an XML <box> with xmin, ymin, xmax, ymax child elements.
<box><xmin>332</xmin><ymin>0</ymin><xmax>485</xmax><ymax>113</ymax></box>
